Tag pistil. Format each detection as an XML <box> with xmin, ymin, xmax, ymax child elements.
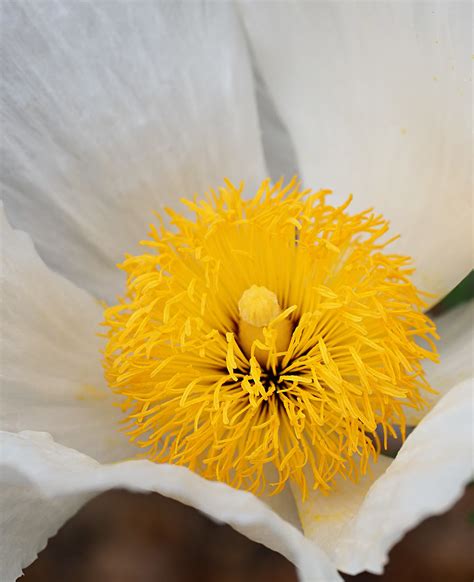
<box><xmin>238</xmin><ymin>285</ymin><xmax>293</xmax><ymax>366</ymax></box>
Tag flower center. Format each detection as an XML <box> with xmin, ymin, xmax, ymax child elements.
<box><xmin>102</xmin><ymin>178</ymin><xmax>439</xmax><ymax>499</ymax></box>
<box><xmin>238</xmin><ymin>285</ymin><xmax>293</xmax><ymax>365</ymax></box>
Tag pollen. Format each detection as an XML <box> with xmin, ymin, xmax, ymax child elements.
<box><xmin>102</xmin><ymin>178</ymin><xmax>439</xmax><ymax>499</ymax></box>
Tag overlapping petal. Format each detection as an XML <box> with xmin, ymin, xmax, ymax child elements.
<box><xmin>0</xmin><ymin>431</ymin><xmax>341</xmax><ymax>582</ymax></box>
<box><xmin>2</xmin><ymin>0</ymin><xmax>265</xmax><ymax>299</ymax></box>
<box><xmin>292</xmin><ymin>457</ymin><xmax>392</xmax><ymax>559</ymax></box>
<box><xmin>293</xmin><ymin>379</ymin><xmax>473</xmax><ymax>575</ymax></box>
<box><xmin>0</xmin><ymin>204</ymin><xmax>133</xmax><ymax>462</ymax></box>
<box><xmin>239</xmin><ymin>1</ymin><xmax>472</xmax><ymax>303</ymax></box>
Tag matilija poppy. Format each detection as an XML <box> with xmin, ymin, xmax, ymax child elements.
<box><xmin>0</xmin><ymin>2</ymin><xmax>472</xmax><ymax>581</ymax></box>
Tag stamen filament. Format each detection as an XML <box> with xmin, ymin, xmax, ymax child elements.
<box><xmin>103</xmin><ymin>178</ymin><xmax>438</xmax><ymax>498</ymax></box>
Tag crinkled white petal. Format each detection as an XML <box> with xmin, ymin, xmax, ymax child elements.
<box><xmin>0</xmin><ymin>204</ymin><xmax>134</xmax><ymax>463</ymax></box>
<box><xmin>0</xmin><ymin>431</ymin><xmax>341</xmax><ymax>582</ymax></box>
<box><xmin>2</xmin><ymin>0</ymin><xmax>266</xmax><ymax>299</ymax></box>
<box><xmin>293</xmin><ymin>379</ymin><xmax>473</xmax><ymax>575</ymax></box>
<box><xmin>239</xmin><ymin>2</ymin><xmax>472</xmax><ymax>304</ymax></box>
<box><xmin>405</xmin><ymin>300</ymin><xmax>474</xmax><ymax>424</ymax></box>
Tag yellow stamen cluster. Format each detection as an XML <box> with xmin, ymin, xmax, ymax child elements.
<box><xmin>103</xmin><ymin>178</ymin><xmax>438</xmax><ymax>498</ymax></box>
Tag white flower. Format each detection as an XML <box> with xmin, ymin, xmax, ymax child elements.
<box><xmin>1</xmin><ymin>2</ymin><xmax>472</xmax><ymax>581</ymax></box>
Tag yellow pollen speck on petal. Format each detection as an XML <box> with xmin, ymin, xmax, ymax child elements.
<box><xmin>76</xmin><ymin>384</ymin><xmax>108</xmax><ymax>402</ymax></box>
<box><xmin>102</xmin><ymin>177</ymin><xmax>439</xmax><ymax>499</ymax></box>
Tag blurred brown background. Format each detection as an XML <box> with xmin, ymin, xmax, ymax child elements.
<box><xmin>23</xmin><ymin>485</ymin><xmax>473</xmax><ymax>582</ymax></box>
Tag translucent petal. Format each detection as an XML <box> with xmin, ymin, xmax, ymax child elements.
<box><xmin>239</xmin><ymin>2</ymin><xmax>472</xmax><ymax>304</ymax></box>
<box><xmin>0</xmin><ymin>431</ymin><xmax>341</xmax><ymax>582</ymax></box>
<box><xmin>292</xmin><ymin>457</ymin><xmax>392</xmax><ymax>559</ymax></box>
<box><xmin>2</xmin><ymin>0</ymin><xmax>266</xmax><ymax>299</ymax></box>
<box><xmin>293</xmin><ymin>379</ymin><xmax>473</xmax><ymax>574</ymax></box>
<box><xmin>0</xmin><ymin>204</ymin><xmax>133</xmax><ymax>463</ymax></box>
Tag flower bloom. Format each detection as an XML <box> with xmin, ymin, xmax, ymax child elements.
<box><xmin>103</xmin><ymin>180</ymin><xmax>438</xmax><ymax>498</ymax></box>
<box><xmin>1</xmin><ymin>2</ymin><xmax>472</xmax><ymax>581</ymax></box>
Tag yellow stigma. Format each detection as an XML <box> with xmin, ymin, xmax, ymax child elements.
<box><xmin>238</xmin><ymin>285</ymin><xmax>293</xmax><ymax>365</ymax></box>
<box><xmin>102</xmin><ymin>178</ymin><xmax>439</xmax><ymax>499</ymax></box>
<box><xmin>239</xmin><ymin>285</ymin><xmax>281</xmax><ymax>327</ymax></box>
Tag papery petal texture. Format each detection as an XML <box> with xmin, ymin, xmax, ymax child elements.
<box><xmin>0</xmin><ymin>204</ymin><xmax>133</xmax><ymax>462</ymax></box>
<box><xmin>0</xmin><ymin>431</ymin><xmax>341</xmax><ymax>582</ymax></box>
<box><xmin>294</xmin><ymin>380</ymin><xmax>473</xmax><ymax>575</ymax></box>
<box><xmin>240</xmin><ymin>1</ymin><xmax>472</xmax><ymax>303</ymax></box>
<box><xmin>2</xmin><ymin>0</ymin><xmax>266</xmax><ymax>299</ymax></box>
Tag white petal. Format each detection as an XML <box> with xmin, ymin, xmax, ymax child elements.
<box><xmin>254</xmin><ymin>69</ymin><xmax>299</xmax><ymax>182</ymax></box>
<box><xmin>0</xmin><ymin>204</ymin><xmax>133</xmax><ymax>463</ymax></box>
<box><xmin>0</xmin><ymin>431</ymin><xmax>341</xmax><ymax>582</ymax></box>
<box><xmin>2</xmin><ymin>0</ymin><xmax>266</xmax><ymax>299</ymax></box>
<box><xmin>293</xmin><ymin>456</ymin><xmax>393</xmax><ymax>560</ymax></box>
<box><xmin>239</xmin><ymin>2</ymin><xmax>472</xmax><ymax>303</ymax></box>
<box><xmin>405</xmin><ymin>300</ymin><xmax>474</xmax><ymax>424</ymax></box>
<box><xmin>293</xmin><ymin>379</ymin><xmax>473</xmax><ymax>575</ymax></box>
